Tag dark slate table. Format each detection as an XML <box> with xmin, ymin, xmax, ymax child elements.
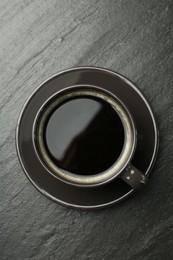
<box><xmin>0</xmin><ymin>0</ymin><xmax>173</xmax><ymax>259</ymax></box>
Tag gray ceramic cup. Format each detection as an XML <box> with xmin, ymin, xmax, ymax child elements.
<box><xmin>33</xmin><ymin>86</ymin><xmax>147</xmax><ymax>190</ymax></box>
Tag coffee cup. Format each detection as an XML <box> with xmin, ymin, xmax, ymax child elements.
<box><xmin>33</xmin><ymin>85</ymin><xmax>147</xmax><ymax>189</ymax></box>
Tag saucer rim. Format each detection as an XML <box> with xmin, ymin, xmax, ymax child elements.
<box><xmin>16</xmin><ymin>66</ymin><xmax>159</xmax><ymax>209</ymax></box>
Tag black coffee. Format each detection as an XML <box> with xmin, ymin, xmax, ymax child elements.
<box><xmin>43</xmin><ymin>96</ymin><xmax>125</xmax><ymax>175</ymax></box>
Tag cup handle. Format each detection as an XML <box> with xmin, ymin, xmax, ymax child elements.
<box><xmin>120</xmin><ymin>165</ymin><xmax>148</xmax><ymax>190</ymax></box>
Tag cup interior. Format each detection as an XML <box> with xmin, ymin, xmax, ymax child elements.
<box><xmin>33</xmin><ymin>87</ymin><xmax>136</xmax><ymax>186</ymax></box>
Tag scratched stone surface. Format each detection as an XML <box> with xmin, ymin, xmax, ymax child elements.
<box><xmin>0</xmin><ymin>0</ymin><xmax>173</xmax><ymax>259</ymax></box>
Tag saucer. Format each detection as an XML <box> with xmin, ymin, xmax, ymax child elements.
<box><xmin>16</xmin><ymin>67</ymin><xmax>159</xmax><ymax>209</ymax></box>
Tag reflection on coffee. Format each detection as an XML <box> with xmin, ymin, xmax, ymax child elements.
<box><xmin>43</xmin><ymin>96</ymin><xmax>125</xmax><ymax>175</ymax></box>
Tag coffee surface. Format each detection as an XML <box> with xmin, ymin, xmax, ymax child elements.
<box><xmin>44</xmin><ymin>96</ymin><xmax>125</xmax><ymax>175</ymax></box>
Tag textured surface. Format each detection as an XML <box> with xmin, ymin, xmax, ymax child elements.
<box><xmin>0</xmin><ymin>0</ymin><xmax>173</xmax><ymax>259</ymax></box>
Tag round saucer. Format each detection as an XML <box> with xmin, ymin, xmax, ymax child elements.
<box><xmin>16</xmin><ymin>67</ymin><xmax>159</xmax><ymax>209</ymax></box>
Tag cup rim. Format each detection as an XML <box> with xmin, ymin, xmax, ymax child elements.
<box><xmin>32</xmin><ymin>84</ymin><xmax>137</xmax><ymax>187</ymax></box>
